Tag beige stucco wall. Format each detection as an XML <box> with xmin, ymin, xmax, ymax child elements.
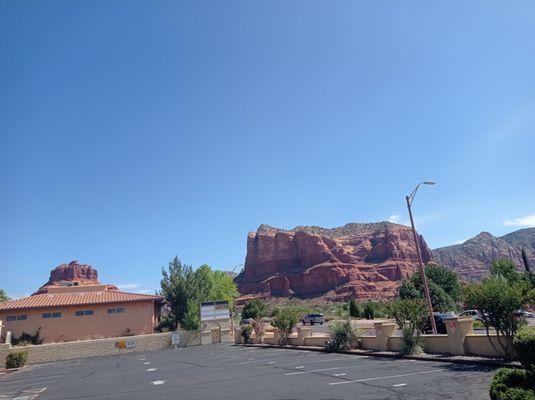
<box><xmin>421</xmin><ymin>335</ymin><xmax>450</xmax><ymax>354</ymax></box>
<box><xmin>465</xmin><ymin>334</ymin><xmax>511</xmax><ymax>358</ymax></box>
<box><xmin>0</xmin><ymin>301</ymin><xmax>157</xmax><ymax>343</ymax></box>
<box><xmin>0</xmin><ymin>330</ymin><xmax>200</xmax><ymax>368</ymax></box>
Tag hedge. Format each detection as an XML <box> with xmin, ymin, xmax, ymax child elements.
<box><xmin>490</xmin><ymin>368</ymin><xmax>535</xmax><ymax>400</ymax></box>
<box><xmin>513</xmin><ymin>327</ymin><xmax>535</xmax><ymax>369</ymax></box>
<box><xmin>5</xmin><ymin>351</ymin><xmax>28</xmax><ymax>369</ymax></box>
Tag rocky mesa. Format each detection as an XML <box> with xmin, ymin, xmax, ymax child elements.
<box><xmin>234</xmin><ymin>222</ymin><xmax>432</xmax><ymax>301</ymax></box>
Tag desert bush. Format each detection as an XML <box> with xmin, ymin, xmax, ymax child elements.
<box><xmin>326</xmin><ymin>319</ymin><xmax>360</xmax><ymax>351</ymax></box>
<box><xmin>363</xmin><ymin>302</ymin><xmax>375</xmax><ymax>319</ymax></box>
<box><xmin>490</xmin><ymin>368</ymin><xmax>535</xmax><ymax>400</ymax></box>
<box><xmin>272</xmin><ymin>308</ymin><xmax>299</xmax><ymax>345</ymax></box>
<box><xmin>252</xmin><ymin>318</ymin><xmax>266</xmax><ymax>344</ymax></box>
<box><xmin>513</xmin><ymin>327</ymin><xmax>535</xmax><ymax>370</ymax></box>
<box><xmin>240</xmin><ymin>324</ymin><xmax>253</xmax><ymax>344</ymax></box>
<box><xmin>6</xmin><ymin>351</ymin><xmax>28</xmax><ymax>369</ymax></box>
<box><xmin>11</xmin><ymin>328</ymin><xmax>44</xmax><ymax>346</ymax></box>
<box><xmin>349</xmin><ymin>299</ymin><xmax>361</xmax><ymax>318</ymax></box>
<box><xmin>401</xmin><ymin>325</ymin><xmax>424</xmax><ymax>355</ymax></box>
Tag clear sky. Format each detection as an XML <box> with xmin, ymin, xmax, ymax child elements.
<box><xmin>1</xmin><ymin>1</ymin><xmax>534</xmax><ymax>298</ymax></box>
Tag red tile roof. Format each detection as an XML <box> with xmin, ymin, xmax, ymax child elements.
<box><xmin>0</xmin><ymin>291</ymin><xmax>164</xmax><ymax>311</ymax></box>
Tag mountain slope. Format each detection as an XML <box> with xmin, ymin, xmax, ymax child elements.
<box><xmin>432</xmin><ymin>228</ymin><xmax>535</xmax><ymax>281</ymax></box>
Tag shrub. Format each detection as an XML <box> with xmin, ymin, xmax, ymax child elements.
<box><xmin>6</xmin><ymin>351</ymin><xmax>28</xmax><ymax>369</ymax></box>
<box><xmin>240</xmin><ymin>324</ymin><xmax>253</xmax><ymax>344</ymax></box>
<box><xmin>401</xmin><ymin>325</ymin><xmax>424</xmax><ymax>355</ymax></box>
<box><xmin>490</xmin><ymin>368</ymin><xmax>535</xmax><ymax>400</ymax></box>
<box><xmin>513</xmin><ymin>327</ymin><xmax>535</xmax><ymax>369</ymax></box>
<box><xmin>11</xmin><ymin>328</ymin><xmax>44</xmax><ymax>346</ymax></box>
<box><xmin>326</xmin><ymin>319</ymin><xmax>360</xmax><ymax>352</ymax></box>
<box><xmin>349</xmin><ymin>300</ymin><xmax>360</xmax><ymax>318</ymax></box>
<box><xmin>363</xmin><ymin>302</ymin><xmax>375</xmax><ymax>319</ymax></box>
<box><xmin>272</xmin><ymin>308</ymin><xmax>299</xmax><ymax>345</ymax></box>
<box><xmin>473</xmin><ymin>320</ymin><xmax>485</xmax><ymax>329</ymax></box>
<box><xmin>251</xmin><ymin>318</ymin><xmax>266</xmax><ymax>344</ymax></box>
<box><xmin>242</xmin><ymin>299</ymin><xmax>266</xmax><ymax>320</ymax></box>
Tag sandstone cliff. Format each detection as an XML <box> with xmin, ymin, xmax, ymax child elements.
<box><xmin>234</xmin><ymin>222</ymin><xmax>432</xmax><ymax>300</ymax></box>
<box><xmin>432</xmin><ymin>228</ymin><xmax>535</xmax><ymax>281</ymax></box>
<box><xmin>34</xmin><ymin>260</ymin><xmax>118</xmax><ymax>294</ymax></box>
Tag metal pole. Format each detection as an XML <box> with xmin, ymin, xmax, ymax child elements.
<box><xmin>406</xmin><ymin>195</ymin><xmax>437</xmax><ymax>335</ymax></box>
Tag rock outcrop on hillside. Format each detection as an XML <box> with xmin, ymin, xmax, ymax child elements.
<box><xmin>234</xmin><ymin>222</ymin><xmax>431</xmax><ymax>301</ymax></box>
<box><xmin>432</xmin><ymin>228</ymin><xmax>535</xmax><ymax>281</ymax></box>
<box><xmin>35</xmin><ymin>260</ymin><xmax>118</xmax><ymax>294</ymax></box>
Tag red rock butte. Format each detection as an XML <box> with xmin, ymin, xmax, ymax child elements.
<box><xmin>34</xmin><ymin>260</ymin><xmax>118</xmax><ymax>294</ymax></box>
<box><xmin>234</xmin><ymin>222</ymin><xmax>432</xmax><ymax>301</ymax></box>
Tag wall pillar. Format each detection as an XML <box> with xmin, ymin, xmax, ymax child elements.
<box><xmin>297</xmin><ymin>327</ymin><xmax>312</xmax><ymax>346</ymax></box>
<box><xmin>445</xmin><ymin>317</ymin><xmax>473</xmax><ymax>355</ymax></box>
<box><xmin>234</xmin><ymin>327</ymin><xmax>242</xmax><ymax>344</ymax></box>
<box><xmin>374</xmin><ymin>322</ymin><xmax>396</xmax><ymax>351</ymax></box>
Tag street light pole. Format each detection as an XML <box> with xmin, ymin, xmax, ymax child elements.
<box><xmin>406</xmin><ymin>181</ymin><xmax>437</xmax><ymax>335</ymax></box>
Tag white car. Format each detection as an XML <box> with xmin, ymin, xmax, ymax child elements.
<box><xmin>459</xmin><ymin>310</ymin><xmax>484</xmax><ymax>321</ymax></box>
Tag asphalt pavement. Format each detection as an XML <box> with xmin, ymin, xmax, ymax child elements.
<box><xmin>0</xmin><ymin>344</ymin><xmax>498</xmax><ymax>400</ymax></box>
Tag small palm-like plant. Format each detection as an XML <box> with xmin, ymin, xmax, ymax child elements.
<box><xmin>252</xmin><ymin>318</ymin><xmax>265</xmax><ymax>344</ymax></box>
<box><xmin>401</xmin><ymin>325</ymin><xmax>423</xmax><ymax>355</ymax></box>
<box><xmin>326</xmin><ymin>319</ymin><xmax>361</xmax><ymax>351</ymax></box>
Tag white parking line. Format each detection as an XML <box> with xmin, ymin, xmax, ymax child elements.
<box><xmin>147</xmin><ymin>368</ymin><xmax>157</xmax><ymax>372</ymax></box>
<box><xmin>151</xmin><ymin>380</ymin><xmax>165</xmax><ymax>385</ymax></box>
<box><xmin>392</xmin><ymin>383</ymin><xmax>407</xmax><ymax>387</ymax></box>
<box><xmin>334</xmin><ymin>373</ymin><xmax>346</xmax><ymax>377</ymax></box>
<box><xmin>328</xmin><ymin>369</ymin><xmax>444</xmax><ymax>386</ymax></box>
<box><xmin>143</xmin><ymin>362</ymin><xmax>151</xmax><ymax>365</ymax></box>
<box><xmin>286</xmin><ymin>367</ymin><xmax>347</xmax><ymax>376</ymax></box>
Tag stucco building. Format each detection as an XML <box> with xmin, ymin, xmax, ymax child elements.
<box><xmin>0</xmin><ymin>261</ymin><xmax>164</xmax><ymax>343</ymax></box>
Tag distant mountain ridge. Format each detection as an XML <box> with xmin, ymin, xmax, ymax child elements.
<box><xmin>432</xmin><ymin>228</ymin><xmax>535</xmax><ymax>281</ymax></box>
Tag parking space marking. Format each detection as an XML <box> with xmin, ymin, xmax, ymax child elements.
<box><xmin>151</xmin><ymin>380</ymin><xmax>166</xmax><ymax>385</ymax></box>
<box><xmin>334</xmin><ymin>373</ymin><xmax>346</xmax><ymax>377</ymax></box>
<box><xmin>295</xmin><ymin>366</ymin><xmax>305</xmax><ymax>369</ymax></box>
<box><xmin>281</xmin><ymin>357</ymin><xmax>352</xmax><ymax>366</ymax></box>
<box><xmin>328</xmin><ymin>369</ymin><xmax>444</xmax><ymax>386</ymax></box>
<box><xmin>143</xmin><ymin>362</ymin><xmax>151</xmax><ymax>365</ymax></box>
<box><xmin>147</xmin><ymin>368</ymin><xmax>157</xmax><ymax>372</ymax></box>
<box><xmin>286</xmin><ymin>366</ymin><xmax>348</xmax><ymax>376</ymax></box>
<box><xmin>392</xmin><ymin>383</ymin><xmax>407</xmax><ymax>387</ymax></box>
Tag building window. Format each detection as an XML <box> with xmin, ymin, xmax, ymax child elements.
<box><xmin>75</xmin><ymin>310</ymin><xmax>94</xmax><ymax>316</ymax></box>
<box><xmin>107</xmin><ymin>307</ymin><xmax>125</xmax><ymax>314</ymax></box>
<box><xmin>6</xmin><ymin>314</ymin><xmax>27</xmax><ymax>321</ymax></box>
<box><xmin>43</xmin><ymin>312</ymin><xmax>61</xmax><ymax>319</ymax></box>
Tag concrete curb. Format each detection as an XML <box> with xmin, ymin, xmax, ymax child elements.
<box><xmin>235</xmin><ymin>343</ymin><xmax>521</xmax><ymax>369</ymax></box>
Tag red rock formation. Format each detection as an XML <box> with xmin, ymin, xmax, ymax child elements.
<box><xmin>34</xmin><ymin>260</ymin><xmax>118</xmax><ymax>294</ymax></box>
<box><xmin>234</xmin><ymin>222</ymin><xmax>432</xmax><ymax>300</ymax></box>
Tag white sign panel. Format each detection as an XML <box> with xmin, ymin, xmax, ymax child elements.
<box><xmin>200</xmin><ymin>300</ymin><xmax>230</xmax><ymax>322</ymax></box>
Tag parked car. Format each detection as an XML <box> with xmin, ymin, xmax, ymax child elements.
<box><xmin>459</xmin><ymin>309</ymin><xmax>484</xmax><ymax>321</ymax></box>
<box><xmin>301</xmin><ymin>313</ymin><xmax>324</xmax><ymax>325</ymax></box>
<box><xmin>423</xmin><ymin>313</ymin><xmax>451</xmax><ymax>334</ymax></box>
<box><xmin>514</xmin><ymin>310</ymin><xmax>535</xmax><ymax>319</ymax></box>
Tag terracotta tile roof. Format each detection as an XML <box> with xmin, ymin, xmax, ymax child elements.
<box><xmin>0</xmin><ymin>291</ymin><xmax>164</xmax><ymax>311</ymax></box>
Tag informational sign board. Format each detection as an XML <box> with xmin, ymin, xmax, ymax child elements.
<box><xmin>171</xmin><ymin>331</ymin><xmax>180</xmax><ymax>345</ymax></box>
<box><xmin>200</xmin><ymin>300</ymin><xmax>230</xmax><ymax>322</ymax></box>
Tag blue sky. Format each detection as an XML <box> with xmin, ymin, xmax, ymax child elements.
<box><xmin>1</xmin><ymin>1</ymin><xmax>534</xmax><ymax>298</ymax></box>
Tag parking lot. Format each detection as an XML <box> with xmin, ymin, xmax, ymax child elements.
<box><xmin>0</xmin><ymin>344</ymin><xmax>497</xmax><ymax>400</ymax></box>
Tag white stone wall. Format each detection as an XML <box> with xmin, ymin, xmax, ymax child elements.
<box><xmin>0</xmin><ymin>330</ymin><xmax>200</xmax><ymax>368</ymax></box>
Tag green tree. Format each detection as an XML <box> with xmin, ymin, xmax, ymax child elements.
<box><xmin>160</xmin><ymin>257</ymin><xmax>196</xmax><ymax>329</ymax></box>
<box><xmin>490</xmin><ymin>259</ymin><xmax>524</xmax><ymax>285</ymax></box>
<box><xmin>0</xmin><ymin>289</ymin><xmax>9</xmax><ymax>302</ymax></box>
<box><xmin>464</xmin><ymin>276</ymin><xmax>534</xmax><ymax>360</ymax></box>
<box><xmin>399</xmin><ymin>263</ymin><xmax>461</xmax><ymax>312</ymax></box>
<box><xmin>241</xmin><ymin>299</ymin><xmax>266</xmax><ymax>320</ymax></box>
<box><xmin>181</xmin><ymin>299</ymin><xmax>201</xmax><ymax>331</ymax></box>
<box><xmin>160</xmin><ymin>258</ymin><xmax>239</xmax><ymax>330</ymax></box>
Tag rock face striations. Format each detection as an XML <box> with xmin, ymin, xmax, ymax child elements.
<box><xmin>35</xmin><ymin>260</ymin><xmax>118</xmax><ymax>294</ymax></box>
<box><xmin>234</xmin><ymin>222</ymin><xmax>432</xmax><ymax>300</ymax></box>
<box><xmin>432</xmin><ymin>228</ymin><xmax>535</xmax><ymax>281</ymax></box>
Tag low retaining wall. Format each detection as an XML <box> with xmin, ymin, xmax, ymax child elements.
<box><xmin>0</xmin><ymin>330</ymin><xmax>200</xmax><ymax>368</ymax></box>
<box><xmin>235</xmin><ymin>318</ymin><xmax>511</xmax><ymax>359</ymax></box>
